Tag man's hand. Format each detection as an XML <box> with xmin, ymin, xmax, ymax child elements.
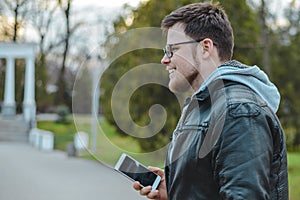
<box><xmin>133</xmin><ymin>166</ymin><xmax>168</xmax><ymax>200</ymax></box>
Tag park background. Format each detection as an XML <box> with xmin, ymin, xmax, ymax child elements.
<box><xmin>0</xmin><ymin>0</ymin><xmax>300</xmax><ymax>199</ymax></box>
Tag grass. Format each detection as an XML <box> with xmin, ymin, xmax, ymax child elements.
<box><xmin>287</xmin><ymin>152</ymin><xmax>300</xmax><ymax>200</ymax></box>
<box><xmin>37</xmin><ymin>115</ymin><xmax>300</xmax><ymax>199</ymax></box>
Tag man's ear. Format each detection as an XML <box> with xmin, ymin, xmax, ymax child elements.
<box><xmin>201</xmin><ymin>38</ymin><xmax>214</xmax><ymax>58</ymax></box>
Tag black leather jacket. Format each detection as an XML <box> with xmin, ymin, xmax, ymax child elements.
<box><xmin>165</xmin><ymin>80</ymin><xmax>288</xmax><ymax>200</ymax></box>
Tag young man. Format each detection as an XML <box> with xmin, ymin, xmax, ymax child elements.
<box><xmin>134</xmin><ymin>2</ymin><xmax>288</xmax><ymax>199</ymax></box>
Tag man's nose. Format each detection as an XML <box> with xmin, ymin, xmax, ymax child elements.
<box><xmin>161</xmin><ymin>55</ymin><xmax>171</xmax><ymax>65</ymax></box>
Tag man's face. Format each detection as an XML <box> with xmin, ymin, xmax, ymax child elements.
<box><xmin>161</xmin><ymin>23</ymin><xmax>202</xmax><ymax>94</ymax></box>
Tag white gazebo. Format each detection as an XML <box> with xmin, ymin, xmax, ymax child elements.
<box><xmin>0</xmin><ymin>42</ymin><xmax>37</xmax><ymax>126</ymax></box>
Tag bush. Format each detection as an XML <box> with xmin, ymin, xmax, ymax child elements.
<box><xmin>56</xmin><ymin>105</ymin><xmax>70</xmax><ymax>124</ymax></box>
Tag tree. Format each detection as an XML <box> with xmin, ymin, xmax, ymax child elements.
<box><xmin>258</xmin><ymin>0</ymin><xmax>271</xmax><ymax>75</ymax></box>
<box><xmin>54</xmin><ymin>0</ymin><xmax>83</xmax><ymax>109</ymax></box>
<box><xmin>28</xmin><ymin>0</ymin><xmax>59</xmax><ymax>112</ymax></box>
<box><xmin>217</xmin><ymin>0</ymin><xmax>262</xmax><ymax>65</ymax></box>
<box><xmin>271</xmin><ymin>0</ymin><xmax>300</xmax><ymax>151</ymax></box>
<box><xmin>0</xmin><ymin>16</ymin><xmax>14</xmax><ymax>41</ymax></box>
<box><xmin>53</xmin><ymin>0</ymin><xmax>72</xmax><ymax>108</ymax></box>
<box><xmin>0</xmin><ymin>0</ymin><xmax>30</xmax><ymax>41</ymax></box>
<box><xmin>0</xmin><ymin>0</ymin><xmax>122</xmax><ymax>114</ymax></box>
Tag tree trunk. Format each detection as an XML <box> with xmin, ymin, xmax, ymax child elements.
<box><xmin>259</xmin><ymin>0</ymin><xmax>271</xmax><ymax>76</ymax></box>
<box><xmin>55</xmin><ymin>0</ymin><xmax>72</xmax><ymax>107</ymax></box>
<box><xmin>12</xmin><ymin>1</ymin><xmax>21</xmax><ymax>41</ymax></box>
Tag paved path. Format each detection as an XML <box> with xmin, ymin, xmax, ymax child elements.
<box><xmin>0</xmin><ymin>142</ymin><xmax>144</xmax><ymax>200</ymax></box>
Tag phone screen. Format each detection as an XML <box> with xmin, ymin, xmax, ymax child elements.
<box><xmin>117</xmin><ymin>155</ymin><xmax>158</xmax><ymax>187</ymax></box>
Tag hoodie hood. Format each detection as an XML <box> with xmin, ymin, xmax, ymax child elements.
<box><xmin>194</xmin><ymin>60</ymin><xmax>280</xmax><ymax>112</ymax></box>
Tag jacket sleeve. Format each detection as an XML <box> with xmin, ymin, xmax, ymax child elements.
<box><xmin>212</xmin><ymin>102</ymin><xmax>273</xmax><ymax>200</ymax></box>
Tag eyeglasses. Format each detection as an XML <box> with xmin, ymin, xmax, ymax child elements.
<box><xmin>163</xmin><ymin>38</ymin><xmax>217</xmax><ymax>58</ymax></box>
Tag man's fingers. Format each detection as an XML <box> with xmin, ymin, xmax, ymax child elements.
<box><xmin>133</xmin><ymin>181</ymin><xmax>142</xmax><ymax>191</ymax></box>
<box><xmin>148</xmin><ymin>166</ymin><xmax>164</xmax><ymax>178</ymax></box>
<box><xmin>147</xmin><ymin>190</ymin><xmax>160</xmax><ymax>199</ymax></box>
<box><xmin>139</xmin><ymin>186</ymin><xmax>152</xmax><ymax>196</ymax></box>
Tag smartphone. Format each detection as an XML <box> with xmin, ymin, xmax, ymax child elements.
<box><xmin>114</xmin><ymin>153</ymin><xmax>161</xmax><ymax>191</ymax></box>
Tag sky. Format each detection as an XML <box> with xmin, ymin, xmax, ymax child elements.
<box><xmin>73</xmin><ymin>0</ymin><xmax>144</xmax><ymax>8</ymax></box>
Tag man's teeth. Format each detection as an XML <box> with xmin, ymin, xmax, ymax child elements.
<box><xmin>169</xmin><ymin>69</ymin><xmax>175</xmax><ymax>74</ymax></box>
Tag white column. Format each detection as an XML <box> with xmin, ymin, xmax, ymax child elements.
<box><xmin>2</xmin><ymin>57</ymin><xmax>16</xmax><ymax>116</ymax></box>
<box><xmin>23</xmin><ymin>56</ymin><xmax>36</xmax><ymax>126</ymax></box>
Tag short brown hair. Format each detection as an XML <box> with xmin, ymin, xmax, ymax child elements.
<box><xmin>161</xmin><ymin>2</ymin><xmax>234</xmax><ymax>61</ymax></box>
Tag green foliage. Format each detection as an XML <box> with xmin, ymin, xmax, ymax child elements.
<box><xmin>271</xmin><ymin>1</ymin><xmax>300</xmax><ymax>152</ymax></box>
<box><xmin>35</xmin><ymin>54</ymin><xmax>53</xmax><ymax>112</ymax></box>
<box><xmin>287</xmin><ymin>152</ymin><xmax>300</xmax><ymax>199</ymax></box>
<box><xmin>216</xmin><ymin>0</ymin><xmax>262</xmax><ymax>65</ymax></box>
<box><xmin>54</xmin><ymin>73</ymin><xmax>72</xmax><ymax>110</ymax></box>
<box><xmin>101</xmin><ymin>48</ymin><xmax>181</xmax><ymax>152</ymax></box>
<box><xmin>56</xmin><ymin>105</ymin><xmax>70</xmax><ymax>124</ymax></box>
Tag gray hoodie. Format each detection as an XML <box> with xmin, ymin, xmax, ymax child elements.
<box><xmin>194</xmin><ymin>60</ymin><xmax>280</xmax><ymax>113</ymax></box>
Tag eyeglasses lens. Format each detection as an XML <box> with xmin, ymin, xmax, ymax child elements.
<box><xmin>164</xmin><ymin>45</ymin><xmax>173</xmax><ymax>58</ymax></box>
